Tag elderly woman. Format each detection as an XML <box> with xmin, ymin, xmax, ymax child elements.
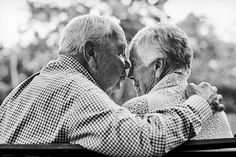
<box><xmin>123</xmin><ymin>22</ymin><xmax>233</xmax><ymax>140</ymax></box>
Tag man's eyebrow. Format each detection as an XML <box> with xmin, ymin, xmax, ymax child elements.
<box><xmin>118</xmin><ymin>44</ymin><xmax>127</xmax><ymax>53</ymax></box>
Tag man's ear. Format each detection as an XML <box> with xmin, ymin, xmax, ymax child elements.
<box><xmin>83</xmin><ymin>40</ymin><xmax>96</xmax><ymax>69</ymax></box>
<box><xmin>83</xmin><ymin>41</ymin><xmax>95</xmax><ymax>61</ymax></box>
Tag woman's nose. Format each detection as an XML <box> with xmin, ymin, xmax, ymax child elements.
<box><xmin>127</xmin><ymin>66</ymin><xmax>134</xmax><ymax>79</ymax></box>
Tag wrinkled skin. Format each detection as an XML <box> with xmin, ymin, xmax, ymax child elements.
<box><xmin>85</xmin><ymin>28</ymin><xmax>130</xmax><ymax>96</ymax></box>
<box><xmin>95</xmin><ymin>39</ymin><xmax>128</xmax><ymax>95</ymax></box>
<box><xmin>127</xmin><ymin>48</ymin><xmax>159</xmax><ymax>96</ymax></box>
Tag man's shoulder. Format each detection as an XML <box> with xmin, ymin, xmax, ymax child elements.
<box><xmin>57</xmin><ymin>70</ymin><xmax>100</xmax><ymax>92</ymax></box>
<box><xmin>69</xmin><ymin>72</ymin><xmax>100</xmax><ymax>91</ymax></box>
<box><xmin>37</xmin><ymin>68</ymin><xmax>101</xmax><ymax>96</ymax></box>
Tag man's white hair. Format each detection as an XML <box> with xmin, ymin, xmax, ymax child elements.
<box><xmin>59</xmin><ymin>14</ymin><xmax>121</xmax><ymax>54</ymax></box>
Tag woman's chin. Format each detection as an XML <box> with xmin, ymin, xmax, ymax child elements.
<box><xmin>135</xmin><ymin>87</ymin><xmax>143</xmax><ymax>96</ymax></box>
<box><xmin>105</xmin><ymin>82</ymin><xmax>120</xmax><ymax>96</ymax></box>
<box><xmin>113</xmin><ymin>76</ymin><xmax>126</xmax><ymax>90</ymax></box>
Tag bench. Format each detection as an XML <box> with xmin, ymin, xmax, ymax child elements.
<box><xmin>0</xmin><ymin>138</ymin><xmax>235</xmax><ymax>157</ymax></box>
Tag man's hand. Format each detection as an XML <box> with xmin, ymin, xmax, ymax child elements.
<box><xmin>185</xmin><ymin>82</ymin><xmax>217</xmax><ymax>102</ymax></box>
<box><xmin>186</xmin><ymin>82</ymin><xmax>225</xmax><ymax>113</ymax></box>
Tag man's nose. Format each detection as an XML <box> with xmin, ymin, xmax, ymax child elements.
<box><xmin>124</xmin><ymin>60</ymin><xmax>130</xmax><ymax>69</ymax></box>
<box><xmin>123</xmin><ymin>59</ymin><xmax>130</xmax><ymax>77</ymax></box>
<box><xmin>120</xmin><ymin>56</ymin><xmax>130</xmax><ymax>69</ymax></box>
<box><xmin>127</xmin><ymin>66</ymin><xmax>134</xmax><ymax>79</ymax></box>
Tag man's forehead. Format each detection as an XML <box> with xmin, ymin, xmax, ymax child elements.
<box><xmin>115</xmin><ymin>25</ymin><xmax>127</xmax><ymax>44</ymax></box>
<box><xmin>117</xmin><ymin>34</ymin><xmax>127</xmax><ymax>45</ymax></box>
<box><xmin>110</xmin><ymin>32</ymin><xmax>127</xmax><ymax>50</ymax></box>
<box><xmin>118</xmin><ymin>41</ymin><xmax>127</xmax><ymax>48</ymax></box>
<box><xmin>117</xmin><ymin>41</ymin><xmax>127</xmax><ymax>54</ymax></box>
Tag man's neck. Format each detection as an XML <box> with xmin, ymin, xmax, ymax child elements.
<box><xmin>69</xmin><ymin>53</ymin><xmax>87</xmax><ymax>68</ymax></box>
<box><xmin>69</xmin><ymin>54</ymin><xmax>113</xmax><ymax>95</ymax></box>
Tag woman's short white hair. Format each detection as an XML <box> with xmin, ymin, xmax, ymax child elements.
<box><xmin>59</xmin><ymin>14</ymin><xmax>122</xmax><ymax>54</ymax></box>
<box><xmin>129</xmin><ymin>22</ymin><xmax>193</xmax><ymax>70</ymax></box>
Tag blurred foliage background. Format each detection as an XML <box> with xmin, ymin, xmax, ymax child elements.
<box><xmin>0</xmin><ymin>0</ymin><xmax>235</xmax><ymax>134</ymax></box>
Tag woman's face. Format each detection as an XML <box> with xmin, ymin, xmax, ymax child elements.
<box><xmin>128</xmin><ymin>49</ymin><xmax>160</xmax><ymax>96</ymax></box>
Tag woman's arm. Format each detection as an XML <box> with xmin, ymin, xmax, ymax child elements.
<box><xmin>122</xmin><ymin>95</ymin><xmax>149</xmax><ymax>117</ymax></box>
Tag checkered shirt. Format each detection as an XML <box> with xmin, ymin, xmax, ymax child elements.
<box><xmin>0</xmin><ymin>55</ymin><xmax>212</xmax><ymax>157</ymax></box>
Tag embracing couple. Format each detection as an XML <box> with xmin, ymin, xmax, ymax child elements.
<box><xmin>0</xmin><ymin>14</ymin><xmax>233</xmax><ymax>157</ymax></box>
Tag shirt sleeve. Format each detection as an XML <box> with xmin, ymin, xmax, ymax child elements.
<box><xmin>68</xmin><ymin>87</ymin><xmax>212</xmax><ymax>157</ymax></box>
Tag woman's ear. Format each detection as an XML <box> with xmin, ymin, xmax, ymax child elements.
<box><xmin>83</xmin><ymin>41</ymin><xmax>96</xmax><ymax>70</ymax></box>
<box><xmin>154</xmin><ymin>59</ymin><xmax>165</xmax><ymax>78</ymax></box>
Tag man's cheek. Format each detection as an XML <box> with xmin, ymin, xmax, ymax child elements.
<box><xmin>113</xmin><ymin>60</ymin><xmax>125</xmax><ymax>75</ymax></box>
<box><xmin>110</xmin><ymin>65</ymin><xmax>122</xmax><ymax>79</ymax></box>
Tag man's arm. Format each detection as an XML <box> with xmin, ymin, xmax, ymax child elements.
<box><xmin>67</xmin><ymin>84</ymin><xmax>213</xmax><ymax>157</ymax></box>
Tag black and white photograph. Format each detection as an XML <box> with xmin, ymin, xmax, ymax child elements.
<box><xmin>0</xmin><ymin>0</ymin><xmax>236</xmax><ymax>156</ymax></box>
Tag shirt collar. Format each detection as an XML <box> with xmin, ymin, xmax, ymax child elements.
<box><xmin>151</xmin><ymin>72</ymin><xmax>189</xmax><ymax>91</ymax></box>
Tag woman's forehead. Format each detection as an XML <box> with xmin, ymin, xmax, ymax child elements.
<box><xmin>127</xmin><ymin>47</ymin><xmax>137</xmax><ymax>61</ymax></box>
<box><xmin>127</xmin><ymin>48</ymin><xmax>144</xmax><ymax>68</ymax></box>
<box><xmin>135</xmin><ymin>44</ymin><xmax>164</xmax><ymax>66</ymax></box>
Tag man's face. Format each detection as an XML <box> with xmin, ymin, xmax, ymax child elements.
<box><xmin>94</xmin><ymin>32</ymin><xmax>129</xmax><ymax>95</ymax></box>
<box><xmin>127</xmin><ymin>48</ymin><xmax>158</xmax><ymax>96</ymax></box>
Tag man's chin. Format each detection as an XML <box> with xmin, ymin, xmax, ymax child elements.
<box><xmin>114</xmin><ymin>80</ymin><xmax>122</xmax><ymax>90</ymax></box>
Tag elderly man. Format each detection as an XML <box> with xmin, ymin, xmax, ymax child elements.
<box><xmin>0</xmin><ymin>14</ymin><xmax>222</xmax><ymax>157</ymax></box>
